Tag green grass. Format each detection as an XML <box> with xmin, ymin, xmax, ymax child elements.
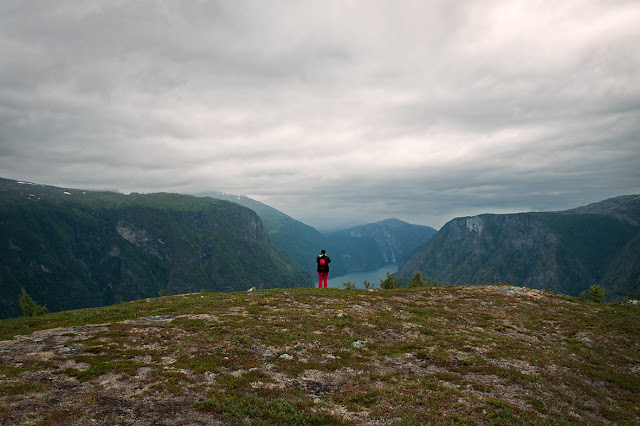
<box><xmin>0</xmin><ymin>382</ymin><xmax>48</xmax><ymax>397</ymax></box>
<box><xmin>0</xmin><ymin>285</ymin><xmax>639</xmax><ymax>424</ymax></box>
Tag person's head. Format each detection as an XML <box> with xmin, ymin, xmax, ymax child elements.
<box><xmin>321</xmin><ymin>250</ymin><xmax>326</xmax><ymax>255</ymax></box>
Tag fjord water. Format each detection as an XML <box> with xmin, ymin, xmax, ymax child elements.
<box><xmin>327</xmin><ymin>263</ymin><xmax>398</xmax><ymax>289</ymax></box>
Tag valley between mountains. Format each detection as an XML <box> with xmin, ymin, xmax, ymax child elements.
<box><xmin>1</xmin><ymin>178</ymin><xmax>639</xmax><ymax>424</ymax></box>
<box><xmin>2</xmin><ymin>177</ymin><xmax>639</xmax><ymax>319</ymax></box>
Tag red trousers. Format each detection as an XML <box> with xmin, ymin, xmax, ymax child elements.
<box><xmin>318</xmin><ymin>272</ymin><xmax>328</xmax><ymax>288</ymax></box>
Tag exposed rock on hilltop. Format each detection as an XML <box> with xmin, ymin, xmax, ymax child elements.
<box><xmin>0</xmin><ymin>286</ymin><xmax>638</xmax><ymax>424</ymax></box>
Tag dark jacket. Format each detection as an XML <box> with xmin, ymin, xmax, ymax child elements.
<box><xmin>317</xmin><ymin>255</ymin><xmax>331</xmax><ymax>273</ymax></box>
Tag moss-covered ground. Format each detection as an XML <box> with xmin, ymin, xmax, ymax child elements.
<box><xmin>1</xmin><ymin>285</ymin><xmax>639</xmax><ymax>425</ymax></box>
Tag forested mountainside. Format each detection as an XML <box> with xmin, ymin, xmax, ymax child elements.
<box><xmin>0</xmin><ymin>179</ymin><xmax>308</xmax><ymax>318</ymax></box>
<box><xmin>399</xmin><ymin>195</ymin><xmax>640</xmax><ymax>301</ymax></box>
<box><xmin>196</xmin><ymin>192</ymin><xmax>435</xmax><ymax>276</ymax></box>
<box><xmin>195</xmin><ymin>191</ymin><xmax>329</xmax><ymax>275</ymax></box>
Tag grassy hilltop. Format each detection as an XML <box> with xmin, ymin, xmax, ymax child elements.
<box><xmin>1</xmin><ymin>285</ymin><xmax>639</xmax><ymax>425</ymax></box>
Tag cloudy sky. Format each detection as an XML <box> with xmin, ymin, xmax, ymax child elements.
<box><xmin>1</xmin><ymin>1</ymin><xmax>639</xmax><ymax>230</ymax></box>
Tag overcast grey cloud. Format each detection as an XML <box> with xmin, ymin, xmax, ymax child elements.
<box><xmin>1</xmin><ymin>1</ymin><xmax>639</xmax><ymax>229</ymax></box>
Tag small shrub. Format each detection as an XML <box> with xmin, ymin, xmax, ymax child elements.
<box><xmin>363</xmin><ymin>280</ymin><xmax>373</xmax><ymax>290</ymax></box>
<box><xmin>587</xmin><ymin>284</ymin><xmax>605</xmax><ymax>303</ymax></box>
<box><xmin>19</xmin><ymin>288</ymin><xmax>48</xmax><ymax>317</ymax></box>
<box><xmin>407</xmin><ymin>272</ymin><xmax>426</xmax><ymax>288</ymax></box>
<box><xmin>342</xmin><ymin>281</ymin><xmax>357</xmax><ymax>290</ymax></box>
<box><xmin>379</xmin><ymin>272</ymin><xmax>402</xmax><ymax>289</ymax></box>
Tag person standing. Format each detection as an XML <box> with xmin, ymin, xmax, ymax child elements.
<box><xmin>317</xmin><ymin>250</ymin><xmax>331</xmax><ymax>288</ymax></box>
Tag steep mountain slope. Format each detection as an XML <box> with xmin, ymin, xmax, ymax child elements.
<box><xmin>399</xmin><ymin>195</ymin><xmax>640</xmax><ymax>301</ymax></box>
<box><xmin>0</xmin><ymin>179</ymin><xmax>308</xmax><ymax>318</ymax></box>
<box><xmin>327</xmin><ymin>218</ymin><xmax>438</xmax><ymax>271</ymax></box>
<box><xmin>1</xmin><ymin>285</ymin><xmax>639</xmax><ymax>424</ymax></box>
<box><xmin>195</xmin><ymin>192</ymin><xmax>327</xmax><ymax>276</ymax></box>
<box><xmin>602</xmin><ymin>232</ymin><xmax>640</xmax><ymax>300</ymax></box>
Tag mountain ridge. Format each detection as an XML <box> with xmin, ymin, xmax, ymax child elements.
<box><xmin>558</xmin><ymin>194</ymin><xmax>640</xmax><ymax>226</ymax></box>
<box><xmin>399</xmin><ymin>195</ymin><xmax>640</xmax><ymax>301</ymax></box>
<box><xmin>3</xmin><ymin>176</ymin><xmax>639</xmax><ymax>311</ymax></box>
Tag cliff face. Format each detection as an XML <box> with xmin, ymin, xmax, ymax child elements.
<box><xmin>326</xmin><ymin>218</ymin><xmax>438</xmax><ymax>273</ymax></box>
<box><xmin>600</xmin><ymin>232</ymin><xmax>640</xmax><ymax>300</ymax></box>
<box><xmin>196</xmin><ymin>191</ymin><xmax>326</xmax><ymax>277</ymax></box>
<box><xmin>399</xmin><ymin>195</ymin><xmax>640</xmax><ymax>301</ymax></box>
<box><xmin>0</xmin><ymin>179</ymin><xmax>307</xmax><ymax>318</ymax></box>
<box><xmin>339</xmin><ymin>218</ymin><xmax>438</xmax><ymax>263</ymax></box>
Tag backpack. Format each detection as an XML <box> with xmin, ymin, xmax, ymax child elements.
<box><xmin>319</xmin><ymin>257</ymin><xmax>326</xmax><ymax>266</ymax></box>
